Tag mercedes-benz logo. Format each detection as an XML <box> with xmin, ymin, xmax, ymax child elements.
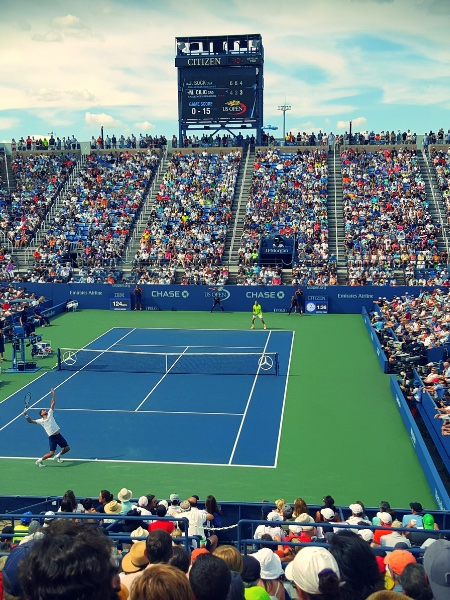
<box><xmin>258</xmin><ymin>354</ymin><xmax>274</xmax><ymax>371</ymax></box>
<box><xmin>62</xmin><ymin>351</ymin><xmax>77</xmax><ymax>366</ymax></box>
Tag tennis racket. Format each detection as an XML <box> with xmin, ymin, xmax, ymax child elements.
<box><xmin>24</xmin><ymin>392</ymin><xmax>31</xmax><ymax>411</ymax></box>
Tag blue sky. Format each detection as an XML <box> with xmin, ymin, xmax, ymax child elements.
<box><xmin>1</xmin><ymin>0</ymin><xmax>449</xmax><ymax>142</ymax></box>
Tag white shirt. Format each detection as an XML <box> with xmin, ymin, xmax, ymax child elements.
<box><xmin>36</xmin><ymin>408</ymin><xmax>60</xmax><ymax>436</ymax></box>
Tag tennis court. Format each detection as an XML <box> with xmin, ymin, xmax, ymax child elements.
<box><xmin>0</xmin><ymin>327</ymin><xmax>293</xmax><ymax>467</ymax></box>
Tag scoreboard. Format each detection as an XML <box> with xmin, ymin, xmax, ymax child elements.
<box><xmin>180</xmin><ymin>66</ymin><xmax>258</xmax><ymax>121</ymax></box>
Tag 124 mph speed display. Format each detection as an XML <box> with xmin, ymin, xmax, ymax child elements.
<box><xmin>180</xmin><ymin>66</ymin><xmax>258</xmax><ymax>121</ymax></box>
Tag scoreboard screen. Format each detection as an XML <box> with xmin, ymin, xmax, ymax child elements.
<box><xmin>180</xmin><ymin>66</ymin><xmax>258</xmax><ymax>121</ymax></box>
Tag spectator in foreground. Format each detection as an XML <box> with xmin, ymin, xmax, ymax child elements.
<box><xmin>285</xmin><ymin>545</ymin><xmax>342</xmax><ymax>599</ymax></box>
<box><xmin>189</xmin><ymin>553</ymin><xmax>231</xmax><ymax>600</ymax></box>
<box><xmin>399</xmin><ymin>563</ymin><xmax>433</xmax><ymax>600</ymax></box>
<box><xmin>329</xmin><ymin>530</ymin><xmax>384</xmax><ymax>600</ymax></box>
<box><xmin>15</xmin><ymin>520</ymin><xmax>121</xmax><ymax>600</ymax></box>
<box><xmin>423</xmin><ymin>539</ymin><xmax>450</xmax><ymax>600</ymax></box>
<box><xmin>130</xmin><ymin>564</ymin><xmax>192</xmax><ymax>600</ymax></box>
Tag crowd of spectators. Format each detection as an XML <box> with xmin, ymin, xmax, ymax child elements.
<box><xmin>341</xmin><ymin>147</ymin><xmax>442</xmax><ymax>286</ymax></box>
<box><xmin>134</xmin><ymin>150</ymin><xmax>240</xmax><ymax>285</ymax></box>
<box><xmin>90</xmin><ymin>133</ymin><xmax>167</xmax><ymax>151</ymax></box>
<box><xmin>282</xmin><ymin>129</ymin><xmax>419</xmax><ymax>148</ymax></box>
<box><xmin>369</xmin><ymin>289</ymin><xmax>450</xmax><ymax>433</ymax></box>
<box><xmin>14</xmin><ymin>151</ymin><xmax>159</xmax><ymax>284</ymax></box>
<box><xmin>1</xmin><ymin>490</ymin><xmax>449</xmax><ymax>600</ymax></box>
<box><xmin>1</xmin><ymin>153</ymin><xmax>77</xmax><ymax>249</ymax></box>
<box><xmin>241</xmin><ymin>148</ymin><xmax>336</xmax><ymax>285</ymax></box>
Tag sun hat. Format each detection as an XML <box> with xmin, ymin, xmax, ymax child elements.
<box><xmin>118</xmin><ymin>488</ymin><xmax>132</xmax><ymax>502</ymax></box>
<box><xmin>105</xmin><ymin>500</ymin><xmax>122</xmax><ymax>514</ymax></box>
<box><xmin>180</xmin><ymin>500</ymin><xmax>191</xmax><ymax>512</ymax></box>
<box><xmin>295</xmin><ymin>513</ymin><xmax>315</xmax><ymax>531</ymax></box>
<box><xmin>121</xmin><ymin>541</ymin><xmax>148</xmax><ymax>573</ymax></box>
<box><xmin>138</xmin><ymin>496</ymin><xmax>148</xmax><ymax>507</ymax></box>
<box><xmin>285</xmin><ymin>546</ymin><xmax>340</xmax><ymax>594</ymax></box>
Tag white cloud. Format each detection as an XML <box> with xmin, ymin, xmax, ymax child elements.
<box><xmin>31</xmin><ymin>31</ymin><xmax>63</xmax><ymax>43</ymax></box>
<box><xmin>134</xmin><ymin>121</ymin><xmax>156</xmax><ymax>131</ymax></box>
<box><xmin>52</xmin><ymin>14</ymin><xmax>87</xmax><ymax>29</ymax></box>
<box><xmin>85</xmin><ymin>112</ymin><xmax>122</xmax><ymax>128</ymax></box>
<box><xmin>336</xmin><ymin>116</ymin><xmax>367</xmax><ymax>130</ymax></box>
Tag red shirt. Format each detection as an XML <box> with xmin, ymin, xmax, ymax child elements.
<box><xmin>148</xmin><ymin>520</ymin><xmax>175</xmax><ymax>534</ymax></box>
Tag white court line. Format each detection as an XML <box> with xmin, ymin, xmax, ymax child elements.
<box><xmin>116</xmin><ymin>344</ymin><xmax>266</xmax><ymax>350</ymax></box>
<box><xmin>134</xmin><ymin>346</ymin><xmax>190</xmax><ymax>411</ymax></box>
<box><xmin>0</xmin><ymin>455</ymin><xmax>277</xmax><ymax>469</ymax></box>
<box><xmin>228</xmin><ymin>332</ymin><xmax>272</xmax><ymax>465</ymax></box>
<box><xmin>0</xmin><ymin>328</ymin><xmax>137</xmax><ymax>433</ymax></box>
<box><xmin>273</xmin><ymin>330</ymin><xmax>295</xmax><ymax>468</ymax></box>
<box><xmin>27</xmin><ymin>407</ymin><xmax>244</xmax><ymax>417</ymax></box>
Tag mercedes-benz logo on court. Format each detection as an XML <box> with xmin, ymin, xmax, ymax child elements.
<box><xmin>62</xmin><ymin>351</ymin><xmax>77</xmax><ymax>366</ymax></box>
<box><xmin>258</xmin><ymin>354</ymin><xmax>274</xmax><ymax>371</ymax></box>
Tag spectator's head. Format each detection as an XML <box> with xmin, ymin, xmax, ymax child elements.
<box><xmin>385</xmin><ymin>549</ymin><xmax>416</xmax><ymax>580</ymax></box>
<box><xmin>169</xmin><ymin>493</ymin><xmax>180</xmax><ymax>506</ymax></box>
<box><xmin>294</xmin><ymin>498</ymin><xmax>308</xmax><ymax>516</ymax></box>
<box><xmin>213</xmin><ymin>545</ymin><xmax>243</xmax><ymax>574</ymax></box>
<box><xmin>423</xmin><ymin>539</ymin><xmax>450</xmax><ymax>600</ymax></box>
<box><xmin>349</xmin><ymin>503</ymin><xmax>364</xmax><ymax>517</ymax></box>
<box><xmin>322</xmin><ymin>495</ymin><xmax>336</xmax><ymax>510</ymax></box>
<box><xmin>145</xmin><ymin>529</ymin><xmax>173</xmax><ymax>564</ymax></box>
<box><xmin>241</xmin><ymin>555</ymin><xmax>261</xmax><ymax>587</ymax></box>
<box><xmin>410</xmin><ymin>502</ymin><xmax>423</xmax><ymax>516</ymax></box>
<box><xmin>282</xmin><ymin>504</ymin><xmax>293</xmax><ymax>520</ymax></box>
<box><xmin>99</xmin><ymin>490</ymin><xmax>113</xmax><ymax>505</ymax></box>
<box><xmin>189</xmin><ymin>554</ymin><xmax>231</xmax><ymax>600</ymax></box>
<box><xmin>399</xmin><ymin>563</ymin><xmax>433</xmax><ymax>600</ymax></box>
<box><xmin>330</xmin><ymin>530</ymin><xmax>384</xmax><ymax>598</ymax></box>
<box><xmin>377</xmin><ymin>512</ymin><xmax>393</xmax><ymax>526</ymax></box>
<box><xmin>205</xmin><ymin>494</ymin><xmax>220</xmax><ymax>515</ymax></box>
<box><xmin>2</xmin><ymin>540</ymin><xmax>34</xmax><ymax>597</ymax></box>
<box><xmin>169</xmin><ymin>545</ymin><xmax>191</xmax><ymax>573</ymax></box>
<box><xmin>16</xmin><ymin>521</ymin><xmax>119</xmax><ymax>600</ymax></box>
<box><xmin>121</xmin><ymin>541</ymin><xmax>148</xmax><ymax>574</ymax></box>
<box><xmin>422</xmin><ymin>514</ymin><xmax>435</xmax><ymax>530</ymax></box>
<box><xmin>131</xmin><ymin>564</ymin><xmax>192</xmax><ymax>600</ymax></box>
<box><xmin>188</xmin><ymin>496</ymin><xmax>198</xmax><ymax>508</ymax></box>
<box><xmin>286</xmin><ymin>546</ymin><xmax>341</xmax><ymax>599</ymax></box>
<box><xmin>156</xmin><ymin>503</ymin><xmax>167</xmax><ymax>518</ymax></box>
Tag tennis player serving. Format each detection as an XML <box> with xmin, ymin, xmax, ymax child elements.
<box><xmin>251</xmin><ymin>300</ymin><xmax>267</xmax><ymax>330</ymax></box>
<box><xmin>24</xmin><ymin>388</ymin><xmax>70</xmax><ymax>467</ymax></box>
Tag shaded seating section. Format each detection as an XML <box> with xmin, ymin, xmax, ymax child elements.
<box><xmin>236</xmin><ymin>264</ymin><xmax>282</xmax><ymax>286</ymax></box>
<box><xmin>3</xmin><ymin>154</ymin><xmax>77</xmax><ymax>248</ymax></box>
<box><xmin>241</xmin><ymin>148</ymin><xmax>334</xmax><ymax>285</ymax></box>
<box><xmin>136</xmin><ymin>150</ymin><xmax>241</xmax><ymax>284</ymax></box>
<box><xmin>341</xmin><ymin>147</ymin><xmax>442</xmax><ymax>286</ymax></box>
<box><xmin>25</xmin><ymin>151</ymin><xmax>159</xmax><ymax>283</ymax></box>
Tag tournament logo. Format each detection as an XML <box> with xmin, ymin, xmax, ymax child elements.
<box><xmin>258</xmin><ymin>354</ymin><xmax>274</xmax><ymax>371</ymax></box>
<box><xmin>205</xmin><ymin>287</ymin><xmax>230</xmax><ymax>301</ymax></box>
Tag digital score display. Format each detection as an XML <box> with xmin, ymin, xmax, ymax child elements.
<box><xmin>180</xmin><ymin>66</ymin><xmax>258</xmax><ymax>121</ymax></box>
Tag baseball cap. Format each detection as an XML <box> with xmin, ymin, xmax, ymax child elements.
<box><xmin>349</xmin><ymin>503</ymin><xmax>363</xmax><ymax>515</ymax></box>
<box><xmin>377</xmin><ymin>512</ymin><xmax>392</xmax><ymax>524</ymax></box>
<box><xmin>169</xmin><ymin>493</ymin><xmax>180</xmax><ymax>502</ymax></box>
<box><xmin>285</xmin><ymin>546</ymin><xmax>340</xmax><ymax>594</ymax></box>
<box><xmin>20</xmin><ymin>511</ymin><xmax>33</xmax><ymax>524</ymax></box>
<box><xmin>252</xmin><ymin>547</ymin><xmax>283</xmax><ymax>579</ymax></box>
<box><xmin>320</xmin><ymin>508</ymin><xmax>335</xmax><ymax>521</ymax></box>
<box><xmin>2</xmin><ymin>540</ymin><xmax>34</xmax><ymax>596</ymax></box>
<box><xmin>267</xmin><ymin>511</ymin><xmax>283</xmax><ymax>522</ymax></box>
<box><xmin>423</xmin><ymin>514</ymin><xmax>435</xmax><ymax>530</ymax></box>
<box><xmin>384</xmin><ymin>550</ymin><xmax>416</xmax><ymax>576</ymax></box>
<box><xmin>423</xmin><ymin>539</ymin><xmax>450</xmax><ymax>600</ymax></box>
<box><xmin>241</xmin><ymin>555</ymin><xmax>261</xmax><ymax>583</ymax></box>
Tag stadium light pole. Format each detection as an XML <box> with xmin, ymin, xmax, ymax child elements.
<box><xmin>278</xmin><ymin>103</ymin><xmax>291</xmax><ymax>145</ymax></box>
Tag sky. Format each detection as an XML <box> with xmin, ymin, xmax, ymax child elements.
<box><xmin>1</xmin><ymin>0</ymin><xmax>449</xmax><ymax>143</ymax></box>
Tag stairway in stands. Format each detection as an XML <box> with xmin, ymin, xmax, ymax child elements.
<box><xmin>121</xmin><ymin>149</ymin><xmax>171</xmax><ymax>274</ymax></box>
<box><xmin>417</xmin><ymin>149</ymin><xmax>450</xmax><ymax>258</ymax></box>
<box><xmin>326</xmin><ymin>150</ymin><xmax>346</xmax><ymax>283</ymax></box>
<box><xmin>222</xmin><ymin>146</ymin><xmax>255</xmax><ymax>284</ymax></box>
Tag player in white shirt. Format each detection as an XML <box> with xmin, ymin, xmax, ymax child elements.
<box><xmin>24</xmin><ymin>388</ymin><xmax>70</xmax><ymax>467</ymax></box>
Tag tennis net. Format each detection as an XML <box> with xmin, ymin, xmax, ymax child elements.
<box><xmin>57</xmin><ymin>347</ymin><xmax>279</xmax><ymax>376</ymax></box>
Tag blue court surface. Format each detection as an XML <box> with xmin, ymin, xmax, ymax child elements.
<box><xmin>0</xmin><ymin>328</ymin><xmax>294</xmax><ymax>467</ymax></box>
